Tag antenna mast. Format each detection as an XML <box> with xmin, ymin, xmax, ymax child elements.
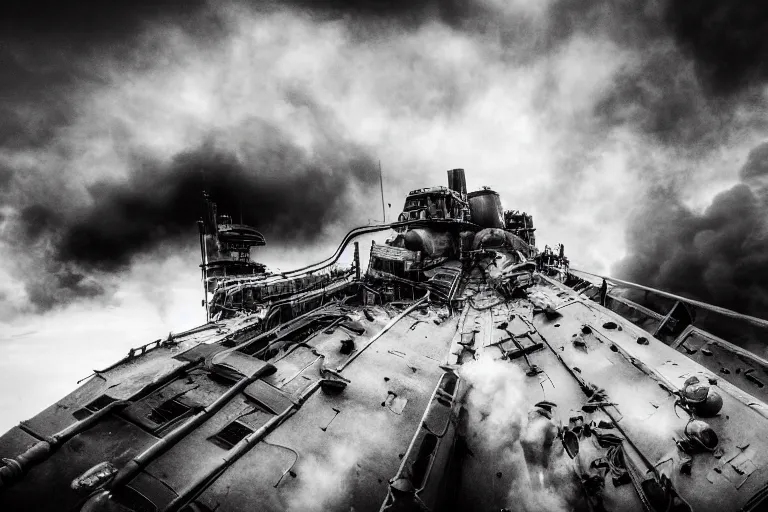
<box><xmin>199</xmin><ymin>192</ymin><xmax>210</xmax><ymax>322</ymax></box>
<box><xmin>379</xmin><ymin>160</ymin><xmax>386</xmax><ymax>223</ymax></box>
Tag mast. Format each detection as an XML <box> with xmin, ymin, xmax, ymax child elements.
<box><xmin>379</xmin><ymin>160</ymin><xmax>386</xmax><ymax>223</ymax></box>
<box><xmin>354</xmin><ymin>241</ymin><xmax>361</xmax><ymax>281</ymax></box>
<box><xmin>199</xmin><ymin>168</ymin><xmax>211</xmax><ymax>322</ymax></box>
<box><xmin>199</xmin><ymin>193</ymin><xmax>211</xmax><ymax>322</ymax></box>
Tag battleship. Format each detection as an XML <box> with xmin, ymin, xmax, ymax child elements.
<box><xmin>2</xmin><ymin>169</ymin><xmax>768</xmax><ymax>512</ymax></box>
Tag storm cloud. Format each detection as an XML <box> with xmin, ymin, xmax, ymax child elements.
<box><xmin>55</xmin><ymin>126</ymin><xmax>378</xmax><ymax>271</ymax></box>
<box><xmin>0</xmin><ymin>1</ymin><xmax>387</xmax><ymax>312</ymax></box>
<box><xmin>1</xmin><ymin>0</ymin><xmax>767</xmax><ymax>318</ymax></box>
<box><xmin>615</xmin><ymin>141</ymin><xmax>768</xmax><ymax>345</ymax></box>
<box><xmin>3</xmin><ymin>114</ymin><xmax>378</xmax><ymax>310</ymax></box>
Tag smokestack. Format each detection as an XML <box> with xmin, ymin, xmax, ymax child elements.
<box><xmin>447</xmin><ymin>168</ymin><xmax>467</xmax><ymax>199</ymax></box>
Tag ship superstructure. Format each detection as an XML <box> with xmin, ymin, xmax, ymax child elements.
<box><xmin>2</xmin><ymin>170</ymin><xmax>768</xmax><ymax>512</ymax></box>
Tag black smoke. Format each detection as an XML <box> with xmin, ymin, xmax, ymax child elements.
<box><xmin>0</xmin><ymin>1</ymin><xmax>381</xmax><ymax>312</ymax></box>
<box><xmin>584</xmin><ymin>0</ymin><xmax>768</xmax><ymax>150</ymax></box>
<box><xmin>615</xmin><ymin>142</ymin><xmax>768</xmax><ymax>344</ymax></box>
<box><xmin>55</xmin><ymin>133</ymin><xmax>378</xmax><ymax>271</ymax></box>
<box><xmin>6</xmin><ymin>118</ymin><xmax>378</xmax><ymax>310</ymax></box>
<box><xmin>0</xmin><ymin>1</ymin><xmax>223</xmax><ymax>149</ymax></box>
<box><xmin>0</xmin><ymin>1</ymin><xmax>212</xmax><ymax>36</ymax></box>
<box><xmin>664</xmin><ymin>1</ymin><xmax>768</xmax><ymax>97</ymax></box>
<box><xmin>602</xmin><ymin>1</ymin><xmax>768</xmax><ymax>345</ymax></box>
<box><xmin>0</xmin><ymin>1</ymin><xmax>208</xmax><ymax>312</ymax></box>
<box><xmin>3</xmin><ymin>0</ymin><xmax>768</xmax><ymax>315</ymax></box>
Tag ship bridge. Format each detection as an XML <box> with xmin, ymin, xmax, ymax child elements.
<box><xmin>398</xmin><ymin>186</ymin><xmax>469</xmax><ymax>222</ymax></box>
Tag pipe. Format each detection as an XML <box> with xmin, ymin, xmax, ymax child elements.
<box><xmin>108</xmin><ymin>362</ymin><xmax>275</xmax><ymax>491</ymax></box>
<box><xmin>162</xmin><ymin>380</ymin><xmax>323</xmax><ymax>512</ymax></box>
<box><xmin>0</xmin><ymin>358</ymin><xmax>203</xmax><ymax>490</ymax></box>
<box><xmin>281</xmin><ymin>220</ymin><xmax>426</xmax><ymax>278</ymax></box>
<box><xmin>0</xmin><ymin>401</ymin><xmax>126</xmax><ymax>489</ymax></box>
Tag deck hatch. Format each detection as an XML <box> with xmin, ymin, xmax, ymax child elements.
<box><xmin>243</xmin><ymin>379</ymin><xmax>294</xmax><ymax>415</ymax></box>
<box><xmin>146</xmin><ymin>399</ymin><xmax>191</xmax><ymax>426</ymax></box>
<box><xmin>211</xmin><ymin>421</ymin><xmax>254</xmax><ymax>449</ymax></box>
<box><xmin>72</xmin><ymin>394</ymin><xmax>117</xmax><ymax>420</ymax></box>
<box><xmin>87</xmin><ymin>394</ymin><xmax>117</xmax><ymax>411</ymax></box>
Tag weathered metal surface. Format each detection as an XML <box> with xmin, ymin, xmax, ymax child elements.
<box><xmin>3</xmin><ymin>173</ymin><xmax>768</xmax><ymax>512</ymax></box>
<box><xmin>371</xmin><ymin>243</ymin><xmax>418</xmax><ymax>262</ymax></box>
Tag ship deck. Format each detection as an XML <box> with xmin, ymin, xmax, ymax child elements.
<box><xmin>2</xmin><ymin>264</ymin><xmax>768</xmax><ymax>511</ymax></box>
<box><xmin>451</xmin><ymin>268</ymin><xmax>768</xmax><ymax>511</ymax></box>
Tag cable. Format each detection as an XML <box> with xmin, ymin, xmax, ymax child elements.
<box><xmin>260</xmin><ymin>439</ymin><xmax>300</xmax><ymax>488</ymax></box>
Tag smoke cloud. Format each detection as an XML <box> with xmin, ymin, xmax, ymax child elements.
<box><xmin>664</xmin><ymin>2</ymin><xmax>768</xmax><ymax>97</ymax></box>
<box><xmin>0</xmin><ymin>3</ymin><xmax>384</xmax><ymax>313</ymax></box>
<box><xmin>459</xmin><ymin>358</ymin><xmax>579</xmax><ymax>511</ymax></box>
<box><xmin>1</xmin><ymin>0</ymin><xmax>767</xmax><ymax>320</ymax></box>
<box><xmin>2</xmin><ymin>109</ymin><xmax>378</xmax><ymax>311</ymax></box>
<box><xmin>55</xmin><ymin>128</ymin><xmax>377</xmax><ymax>271</ymax></box>
<box><xmin>284</xmin><ymin>443</ymin><xmax>359</xmax><ymax>512</ymax></box>
<box><xmin>615</xmin><ymin>141</ymin><xmax>768</xmax><ymax>346</ymax></box>
<box><xmin>282</xmin><ymin>407</ymin><xmax>395</xmax><ymax>512</ymax></box>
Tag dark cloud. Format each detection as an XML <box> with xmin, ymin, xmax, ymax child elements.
<box><xmin>0</xmin><ymin>0</ymin><xmax>385</xmax><ymax>313</ymax></box>
<box><xmin>580</xmin><ymin>0</ymin><xmax>768</xmax><ymax>150</ymax></box>
<box><xmin>0</xmin><ymin>1</ymin><xmax>212</xmax><ymax>41</ymax></box>
<box><xmin>664</xmin><ymin>1</ymin><xmax>768</xmax><ymax>97</ymax></box>
<box><xmin>617</xmin><ymin>184</ymin><xmax>768</xmax><ymax>312</ymax></box>
<box><xmin>740</xmin><ymin>141</ymin><xmax>768</xmax><ymax>180</ymax></box>
<box><xmin>0</xmin><ymin>166</ymin><xmax>14</xmax><ymax>191</ymax></box>
<box><xmin>10</xmin><ymin>118</ymin><xmax>378</xmax><ymax>309</ymax></box>
<box><xmin>593</xmin><ymin>51</ymin><xmax>724</xmax><ymax>149</ymax></box>
<box><xmin>277</xmin><ymin>0</ymin><xmax>474</xmax><ymax>28</ymax></box>
<box><xmin>615</xmin><ymin>142</ymin><xmax>768</xmax><ymax>345</ymax></box>
<box><xmin>19</xmin><ymin>205</ymin><xmax>61</xmax><ymax>243</ymax></box>
<box><xmin>24</xmin><ymin>267</ymin><xmax>105</xmax><ymax>312</ymax></box>
<box><xmin>56</xmin><ymin>125</ymin><xmax>378</xmax><ymax>271</ymax></box>
<box><xmin>0</xmin><ymin>0</ymin><xmax>222</xmax><ymax>152</ymax></box>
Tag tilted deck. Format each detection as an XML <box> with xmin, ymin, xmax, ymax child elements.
<box><xmin>2</xmin><ymin>262</ymin><xmax>768</xmax><ymax>511</ymax></box>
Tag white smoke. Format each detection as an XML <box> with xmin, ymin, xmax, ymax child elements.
<box><xmin>282</xmin><ymin>406</ymin><xmax>394</xmax><ymax>512</ymax></box>
<box><xmin>460</xmin><ymin>358</ymin><xmax>579</xmax><ymax>512</ymax></box>
<box><xmin>284</xmin><ymin>442</ymin><xmax>359</xmax><ymax>512</ymax></box>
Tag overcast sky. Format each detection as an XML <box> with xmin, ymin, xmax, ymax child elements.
<box><xmin>1</xmin><ymin>0</ymin><xmax>767</xmax><ymax>432</ymax></box>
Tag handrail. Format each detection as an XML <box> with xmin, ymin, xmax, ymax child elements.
<box><xmin>213</xmin><ymin>270</ymin><xmax>352</xmax><ymax>312</ymax></box>
<box><xmin>571</xmin><ymin>268</ymin><xmax>768</xmax><ymax>330</ymax></box>
<box><xmin>215</xmin><ymin>266</ymin><xmax>350</xmax><ymax>292</ymax></box>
